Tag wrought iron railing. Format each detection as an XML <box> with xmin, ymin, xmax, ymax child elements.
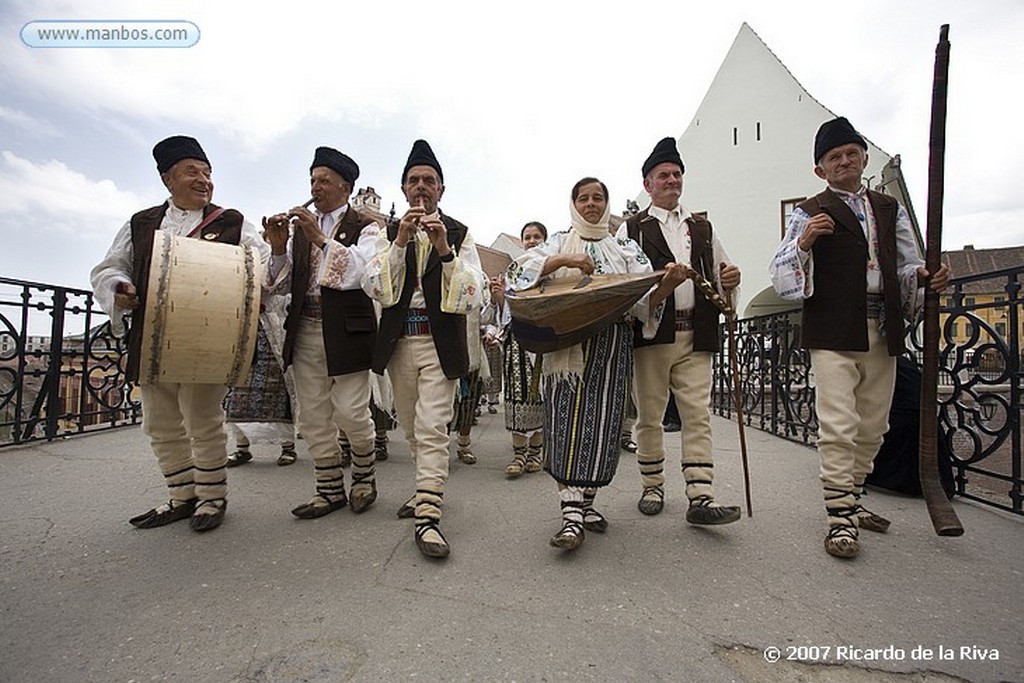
<box><xmin>5</xmin><ymin>267</ymin><xmax>1020</xmax><ymax>515</ymax></box>
<box><xmin>712</xmin><ymin>266</ymin><xmax>1022</xmax><ymax>516</ymax></box>
<box><xmin>0</xmin><ymin>277</ymin><xmax>140</xmax><ymax>447</ymax></box>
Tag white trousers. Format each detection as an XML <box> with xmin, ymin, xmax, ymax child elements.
<box><xmin>291</xmin><ymin>318</ymin><xmax>375</xmax><ymax>464</ymax></box>
<box><xmin>388</xmin><ymin>335</ymin><xmax>458</xmax><ymax>500</ymax></box>
<box><xmin>633</xmin><ymin>330</ymin><xmax>716</xmax><ymax>501</ymax></box>
<box><xmin>140</xmin><ymin>381</ymin><xmax>228</xmax><ymax>503</ymax></box>
<box><xmin>810</xmin><ymin>323</ymin><xmax>897</xmax><ymax>521</ymax></box>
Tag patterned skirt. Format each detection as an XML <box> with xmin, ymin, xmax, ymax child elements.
<box><xmin>449</xmin><ymin>370</ymin><xmax>483</xmax><ymax>432</ymax></box>
<box><xmin>481</xmin><ymin>343</ymin><xmax>503</xmax><ymax>395</ymax></box>
<box><xmin>371</xmin><ymin>400</ymin><xmax>397</xmax><ymax>432</ymax></box>
<box><xmin>543</xmin><ymin>322</ymin><xmax>632</xmax><ymax>487</ymax></box>
<box><xmin>224</xmin><ymin>324</ymin><xmax>292</xmax><ymax>423</ymax></box>
<box><xmin>503</xmin><ymin>331</ymin><xmax>544</xmax><ymax>433</ymax></box>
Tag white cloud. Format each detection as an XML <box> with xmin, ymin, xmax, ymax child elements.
<box><xmin>0</xmin><ymin>151</ymin><xmax>145</xmax><ymax>238</ymax></box>
<box><xmin>1</xmin><ymin>0</ymin><xmax>1022</xmax><ymax>279</ymax></box>
<box><xmin>0</xmin><ymin>106</ymin><xmax>59</xmax><ymax>138</ymax></box>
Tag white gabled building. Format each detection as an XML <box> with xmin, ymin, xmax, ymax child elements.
<box><xmin>637</xmin><ymin>22</ymin><xmax>921</xmax><ymax>318</ymax></box>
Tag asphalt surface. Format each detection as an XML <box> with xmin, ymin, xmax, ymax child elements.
<box><xmin>1</xmin><ymin>409</ymin><xmax>1020</xmax><ymax>682</ymax></box>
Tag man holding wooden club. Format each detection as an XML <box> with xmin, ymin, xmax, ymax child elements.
<box><xmin>770</xmin><ymin>117</ymin><xmax>950</xmax><ymax>558</ymax></box>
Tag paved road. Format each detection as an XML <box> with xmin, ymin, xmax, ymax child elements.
<box><xmin>1</xmin><ymin>412</ymin><xmax>1020</xmax><ymax>682</ymax></box>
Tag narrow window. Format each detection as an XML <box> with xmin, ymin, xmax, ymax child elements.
<box><xmin>732</xmin><ymin>127</ymin><xmax>738</xmax><ymax>145</ymax></box>
<box><xmin>756</xmin><ymin>122</ymin><xmax>761</xmax><ymax>141</ymax></box>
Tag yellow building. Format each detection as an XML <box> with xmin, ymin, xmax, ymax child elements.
<box><xmin>940</xmin><ymin>245</ymin><xmax>1024</xmax><ymax>370</ymax></box>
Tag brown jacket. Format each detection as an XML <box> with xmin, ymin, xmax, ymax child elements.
<box><xmin>797</xmin><ymin>188</ymin><xmax>905</xmax><ymax>356</ymax></box>
<box><xmin>281</xmin><ymin>207</ymin><xmax>379</xmax><ymax>376</ymax></box>
<box><xmin>625</xmin><ymin>209</ymin><xmax>721</xmax><ymax>352</ymax></box>
<box><xmin>373</xmin><ymin>213</ymin><xmax>470</xmax><ymax>380</ymax></box>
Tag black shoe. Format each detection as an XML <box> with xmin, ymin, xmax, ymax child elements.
<box><xmin>226</xmin><ymin>450</ymin><xmax>252</xmax><ymax>467</ymax></box>
<box><xmin>189</xmin><ymin>499</ymin><xmax>227</xmax><ymax>532</ymax></box>
<box><xmin>129</xmin><ymin>498</ymin><xmax>197</xmax><ymax>528</ymax></box>
<box><xmin>350</xmin><ymin>482</ymin><xmax>378</xmax><ymax>514</ymax></box>
<box><xmin>685</xmin><ymin>497</ymin><xmax>741</xmax><ymax>525</ymax></box>
<box><xmin>292</xmin><ymin>494</ymin><xmax>347</xmax><ymax>519</ymax></box>
<box><xmin>396</xmin><ymin>496</ymin><xmax>416</xmax><ymax>519</ymax></box>
<box><xmin>637</xmin><ymin>486</ymin><xmax>664</xmax><ymax>516</ymax></box>
<box><xmin>663</xmin><ymin>422</ymin><xmax>681</xmax><ymax>433</ymax></box>
<box><xmin>276</xmin><ymin>448</ymin><xmax>297</xmax><ymax>466</ymax></box>
<box><xmin>582</xmin><ymin>509</ymin><xmax>608</xmax><ymax>533</ymax></box>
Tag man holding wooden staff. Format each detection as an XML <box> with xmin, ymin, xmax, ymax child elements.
<box><xmin>618</xmin><ymin>137</ymin><xmax>743</xmax><ymax>526</ymax></box>
<box><xmin>362</xmin><ymin>140</ymin><xmax>484</xmax><ymax>559</ymax></box>
<box><xmin>770</xmin><ymin>117</ymin><xmax>950</xmax><ymax>558</ymax></box>
<box><xmin>90</xmin><ymin>135</ymin><xmax>269</xmax><ymax>532</ymax></box>
<box><xmin>264</xmin><ymin>147</ymin><xmax>382</xmax><ymax>519</ymax></box>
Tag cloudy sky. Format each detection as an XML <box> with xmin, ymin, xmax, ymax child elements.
<box><xmin>2</xmin><ymin>0</ymin><xmax>1022</xmax><ymax>295</ymax></box>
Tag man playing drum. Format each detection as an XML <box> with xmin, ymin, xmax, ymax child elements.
<box><xmin>90</xmin><ymin>135</ymin><xmax>269</xmax><ymax>532</ymax></box>
<box><xmin>264</xmin><ymin>147</ymin><xmax>383</xmax><ymax>519</ymax></box>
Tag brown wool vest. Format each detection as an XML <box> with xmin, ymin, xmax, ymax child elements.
<box><xmin>625</xmin><ymin>209</ymin><xmax>722</xmax><ymax>352</ymax></box>
<box><xmin>126</xmin><ymin>202</ymin><xmax>244</xmax><ymax>383</ymax></box>
<box><xmin>281</xmin><ymin>207</ymin><xmax>379</xmax><ymax>376</ymax></box>
<box><xmin>798</xmin><ymin>189</ymin><xmax>905</xmax><ymax>356</ymax></box>
<box><xmin>372</xmin><ymin>213</ymin><xmax>470</xmax><ymax>380</ymax></box>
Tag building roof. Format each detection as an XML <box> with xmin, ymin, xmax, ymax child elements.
<box><xmin>942</xmin><ymin>245</ymin><xmax>1024</xmax><ymax>294</ymax></box>
<box><xmin>633</xmin><ymin>22</ymin><xmax>912</xmax><ymax>318</ymax></box>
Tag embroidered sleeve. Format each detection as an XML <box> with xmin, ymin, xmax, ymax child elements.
<box><xmin>769</xmin><ymin>207</ymin><xmax>815</xmax><ymax>300</ymax></box>
<box><xmin>318</xmin><ymin>222</ymin><xmax>381</xmax><ymax>291</ymax></box>
<box><xmin>616</xmin><ymin>236</ymin><xmax>660</xmax><ymax>331</ymax></box>
<box><xmin>507</xmin><ymin>234</ymin><xmax>563</xmax><ymax>291</ymax></box>
<box><xmin>894</xmin><ymin>204</ymin><xmax>927</xmax><ymax>320</ymax></box>
<box><xmin>360</xmin><ymin>233</ymin><xmax>407</xmax><ymax>307</ymax></box>
<box><xmin>440</xmin><ymin>231</ymin><xmax>484</xmax><ymax>314</ymax></box>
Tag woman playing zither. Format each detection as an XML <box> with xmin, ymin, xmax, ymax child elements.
<box><xmin>507</xmin><ymin>177</ymin><xmax>684</xmax><ymax>550</ymax></box>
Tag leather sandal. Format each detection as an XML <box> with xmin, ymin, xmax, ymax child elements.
<box><xmin>415</xmin><ymin>521</ymin><xmax>451</xmax><ymax>558</ymax></box>
<box><xmin>277</xmin><ymin>448</ymin><xmax>297</xmax><ymax>466</ymax></box>
<box><xmin>549</xmin><ymin>520</ymin><xmax>585</xmax><ymax>550</ymax></box>
<box><xmin>685</xmin><ymin>496</ymin><xmax>741</xmax><ymax>525</ymax></box>
<box><xmin>129</xmin><ymin>498</ymin><xmax>197</xmax><ymax>529</ymax></box>
<box><xmin>396</xmin><ymin>496</ymin><xmax>416</xmax><ymax>519</ymax></box>
<box><xmin>226</xmin><ymin>450</ymin><xmax>252</xmax><ymax>467</ymax></box>
<box><xmin>637</xmin><ymin>486</ymin><xmax>665</xmax><ymax>516</ymax></box>
<box><xmin>291</xmin><ymin>493</ymin><xmax>347</xmax><ymax>519</ymax></box>
<box><xmin>583</xmin><ymin>509</ymin><xmax>609</xmax><ymax>533</ymax></box>
<box><xmin>189</xmin><ymin>499</ymin><xmax>227</xmax><ymax>532</ymax></box>
<box><xmin>824</xmin><ymin>525</ymin><xmax>860</xmax><ymax>558</ymax></box>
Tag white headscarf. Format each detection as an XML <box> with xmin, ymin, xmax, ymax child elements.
<box><xmin>541</xmin><ymin>196</ymin><xmax>613</xmax><ymax>379</ymax></box>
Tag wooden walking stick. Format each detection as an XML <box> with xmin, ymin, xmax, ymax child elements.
<box><xmin>686</xmin><ymin>268</ymin><xmax>753</xmax><ymax>516</ymax></box>
<box><xmin>727</xmin><ymin>302</ymin><xmax>754</xmax><ymax>517</ymax></box>
<box><xmin>919</xmin><ymin>24</ymin><xmax>964</xmax><ymax>536</ymax></box>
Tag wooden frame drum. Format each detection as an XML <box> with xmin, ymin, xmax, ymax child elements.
<box><xmin>138</xmin><ymin>230</ymin><xmax>261</xmax><ymax>385</ymax></box>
